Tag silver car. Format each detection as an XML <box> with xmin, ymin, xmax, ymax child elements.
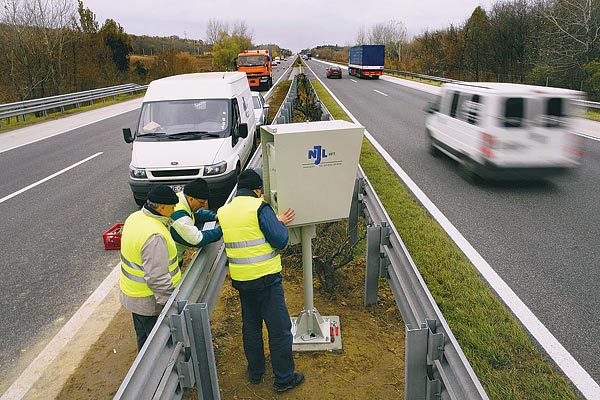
<box><xmin>251</xmin><ymin>92</ymin><xmax>269</xmax><ymax>138</ymax></box>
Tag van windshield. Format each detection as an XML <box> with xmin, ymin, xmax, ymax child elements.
<box><xmin>137</xmin><ymin>99</ymin><xmax>230</xmax><ymax>141</ymax></box>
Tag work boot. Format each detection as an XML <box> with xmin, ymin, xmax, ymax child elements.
<box><xmin>273</xmin><ymin>372</ymin><xmax>304</xmax><ymax>393</ymax></box>
<box><xmin>247</xmin><ymin>370</ymin><xmax>263</xmax><ymax>384</ymax></box>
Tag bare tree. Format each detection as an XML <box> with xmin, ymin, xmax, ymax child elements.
<box><xmin>0</xmin><ymin>0</ymin><xmax>77</xmax><ymax>99</ymax></box>
<box><xmin>356</xmin><ymin>20</ymin><xmax>407</xmax><ymax>67</ymax></box>
<box><xmin>369</xmin><ymin>22</ymin><xmax>386</xmax><ymax>44</ymax></box>
<box><xmin>541</xmin><ymin>0</ymin><xmax>600</xmax><ymax>69</ymax></box>
<box><xmin>205</xmin><ymin>18</ymin><xmax>228</xmax><ymax>46</ymax></box>
<box><xmin>356</xmin><ymin>25</ymin><xmax>368</xmax><ymax>45</ymax></box>
<box><xmin>232</xmin><ymin>20</ymin><xmax>253</xmax><ymax>42</ymax></box>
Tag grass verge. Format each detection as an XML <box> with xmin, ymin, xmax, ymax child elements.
<box><xmin>266</xmin><ymin>80</ymin><xmax>291</xmax><ymax>124</ymax></box>
<box><xmin>310</xmin><ymin>79</ymin><xmax>578</xmax><ymax>399</ymax></box>
<box><xmin>0</xmin><ymin>92</ymin><xmax>144</xmax><ymax>133</ymax></box>
<box><xmin>587</xmin><ymin>109</ymin><xmax>600</xmax><ymax>122</ymax></box>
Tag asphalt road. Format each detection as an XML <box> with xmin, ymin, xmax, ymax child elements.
<box><xmin>2</xmin><ymin>59</ymin><xmax>597</xmax><ymax>393</ymax></box>
<box><xmin>0</xmin><ymin>63</ymin><xmax>293</xmax><ymax>391</ymax></box>
<box><xmin>0</xmin><ymin>109</ymin><xmax>140</xmax><ymax>387</ymax></box>
<box><xmin>306</xmin><ymin>59</ymin><xmax>600</xmax><ymax>384</ymax></box>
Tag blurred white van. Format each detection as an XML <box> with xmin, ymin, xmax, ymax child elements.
<box><xmin>123</xmin><ymin>72</ymin><xmax>255</xmax><ymax>206</ymax></box>
<box><xmin>425</xmin><ymin>82</ymin><xmax>584</xmax><ymax>181</ymax></box>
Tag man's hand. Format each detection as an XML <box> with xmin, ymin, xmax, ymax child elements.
<box><xmin>277</xmin><ymin>208</ymin><xmax>295</xmax><ymax>225</ymax></box>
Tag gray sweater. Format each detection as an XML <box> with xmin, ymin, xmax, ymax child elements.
<box><xmin>120</xmin><ymin>208</ymin><xmax>176</xmax><ymax>316</ymax></box>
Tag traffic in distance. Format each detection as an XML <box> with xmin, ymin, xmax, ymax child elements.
<box><xmin>310</xmin><ymin>44</ymin><xmax>587</xmax><ymax>182</ymax></box>
<box><xmin>122</xmin><ymin>47</ymin><xmax>589</xmax><ymax>211</ymax></box>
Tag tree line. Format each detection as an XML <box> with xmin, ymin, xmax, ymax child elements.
<box><xmin>314</xmin><ymin>0</ymin><xmax>600</xmax><ymax>100</ymax></box>
<box><xmin>0</xmin><ymin>0</ymin><xmax>292</xmax><ymax>104</ymax></box>
<box><xmin>4</xmin><ymin>0</ymin><xmax>595</xmax><ymax>103</ymax></box>
<box><xmin>0</xmin><ymin>0</ymin><xmax>133</xmax><ymax>103</ymax></box>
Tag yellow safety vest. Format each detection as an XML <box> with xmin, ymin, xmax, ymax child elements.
<box><xmin>173</xmin><ymin>191</ymin><xmax>194</xmax><ymax>260</ymax></box>
<box><xmin>217</xmin><ymin>196</ymin><xmax>282</xmax><ymax>281</ymax></box>
<box><xmin>120</xmin><ymin>210</ymin><xmax>181</xmax><ymax>298</ymax></box>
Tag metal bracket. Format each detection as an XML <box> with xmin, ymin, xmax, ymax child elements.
<box><xmin>426</xmin><ymin>376</ymin><xmax>442</xmax><ymax>400</ymax></box>
<box><xmin>176</xmin><ymin>359</ymin><xmax>196</xmax><ymax>389</ymax></box>
<box><xmin>404</xmin><ymin>320</ymin><xmax>445</xmax><ymax>400</ymax></box>
<box><xmin>169</xmin><ymin>304</ymin><xmax>190</xmax><ymax>347</ymax></box>
<box><xmin>424</xmin><ymin>319</ymin><xmax>445</xmax><ymax>364</ymax></box>
<box><xmin>379</xmin><ymin>223</ymin><xmax>391</xmax><ymax>277</ymax></box>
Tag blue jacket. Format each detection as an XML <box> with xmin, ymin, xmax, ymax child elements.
<box><xmin>229</xmin><ymin>188</ymin><xmax>289</xmax><ymax>290</ymax></box>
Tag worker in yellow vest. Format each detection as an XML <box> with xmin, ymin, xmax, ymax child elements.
<box><xmin>169</xmin><ymin>178</ymin><xmax>222</xmax><ymax>266</ymax></box>
<box><xmin>120</xmin><ymin>185</ymin><xmax>181</xmax><ymax>351</ymax></box>
<box><xmin>217</xmin><ymin>169</ymin><xmax>304</xmax><ymax>393</ymax></box>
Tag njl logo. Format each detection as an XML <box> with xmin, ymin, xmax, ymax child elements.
<box><xmin>308</xmin><ymin>145</ymin><xmax>327</xmax><ymax>165</ymax></box>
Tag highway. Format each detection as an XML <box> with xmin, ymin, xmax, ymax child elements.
<box><xmin>1</xmin><ymin>56</ymin><xmax>598</xmax><ymax>394</ymax></box>
<box><xmin>0</xmin><ymin>62</ymin><xmax>292</xmax><ymax>393</ymax></box>
<box><xmin>306</xmin><ymin>58</ymin><xmax>600</xmax><ymax>384</ymax></box>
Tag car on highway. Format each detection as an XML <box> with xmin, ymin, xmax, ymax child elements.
<box><xmin>425</xmin><ymin>82</ymin><xmax>584</xmax><ymax>181</ymax></box>
<box><xmin>326</xmin><ymin>65</ymin><xmax>342</xmax><ymax>79</ymax></box>
<box><xmin>251</xmin><ymin>91</ymin><xmax>269</xmax><ymax>137</ymax></box>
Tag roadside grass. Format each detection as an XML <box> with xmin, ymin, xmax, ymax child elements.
<box><xmin>266</xmin><ymin>80</ymin><xmax>291</xmax><ymax>123</ymax></box>
<box><xmin>0</xmin><ymin>92</ymin><xmax>144</xmax><ymax>133</ymax></box>
<box><xmin>587</xmin><ymin>109</ymin><xmax>600</xmax><ymax>122</ymax></box>
<box><xmin>310</xmin><ymin>79</ymin><xmax>578</xmax><ymax>399</ymax></box>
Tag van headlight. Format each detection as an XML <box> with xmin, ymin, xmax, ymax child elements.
<box><xmin>130</xmin><ymin>166</ymin><xmax>147</xmax><ymax>179</ymax></box>
<box><xmin>204</xmin><ymin>161</ymin><xmax>227</xmax><ymax>176</ymax></box>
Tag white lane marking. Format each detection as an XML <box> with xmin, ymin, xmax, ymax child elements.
<box><xmin>373</xmin><ymin>89</ymin><xmax>388</xmax><ymax>97</ymax></box>
<box><xmin>0</xmin><ymin>152</ymin><xmax>103</xmax><ymax>204</ymax></box>
<box><xmin>305</xmin><ymin>60</ymin><xmax>600</xmax><ymax>399</ymax></box>
<box><xmin>0</xmin><ymin>263</ymin><xmax>120</xmax><ymax>400</ymax></box>
<box><xmin>350</xmin><ymin>79</ymin><xmax>358</xmax><ymax>83</ymax></box>
<box><xmin>576</xmin><ymin>131</ymin><xmax>600</xmax><ymax>142</ymax></box>
<box><xmin>0</xmin><ymin>104</ymin><xmax>140</xmax><ymax>155</ymax></box>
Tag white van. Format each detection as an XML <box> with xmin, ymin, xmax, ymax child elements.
<box><xmin>123</xmin><ymin>72</ymin><xmax>255</xmax><ymax>206</ymax></box>
<box><xmin>425</xmin><ymin>82</ymin><xmax>584</xmax><ymax>181</ymax></box>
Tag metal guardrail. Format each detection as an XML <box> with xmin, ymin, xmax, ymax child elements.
<box><xmin>115</xmin><ymin>57</ymin><xmax>488</xmax><ymax>399</ymax></box>
<box><xmin>114</xmin><ymin>61</ymin><xmax>299</xmax><ymax>400</ymax></box>
<box><xmin>383</xmin><ymin>68</ymin><xmax>599</xmax><ymax>109</ymax></box>
<box><xmin>0</xmin><ymin>83</ymin><xmax>147</xmax><ymax>126</ymax></box>
<box><xmin>351</xmin><ymin>170</ymin><xmax>488</xmax><ymax>400</ymax></box>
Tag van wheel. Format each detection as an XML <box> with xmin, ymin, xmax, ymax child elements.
<box><xmin>459</xmin><ymin>158</ymin><xmax>480</xmax><ymax>184</ymax></box>
<box><xmin>427</xmin><ymin>130</ymin><xmax>441</xmax><ymax>157</ymax></box>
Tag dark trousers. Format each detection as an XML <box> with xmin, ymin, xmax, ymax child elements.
<box><xmin>132</xmin><ymin>313</ymin><xmax>158</xmax><ymax>351</ymax></box>
<box><xmin>237</xmin><ymin>282</ymin><xmax>294</xmax><ymax>385</ymax></box>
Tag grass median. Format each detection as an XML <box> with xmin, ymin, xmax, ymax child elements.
<box><xmin>312</xmin><ymin>79</ymin><xmax>578</xmax><ymax>399</ymax></box>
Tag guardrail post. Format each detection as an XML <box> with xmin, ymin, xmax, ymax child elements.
<box><xmin>404</xmin><ymin>320</ymin><xmax>444</xmax><ymax>400</ymax></box>
<box><xmin>365</xmin><ymin>225</ymin><xmax>381</xmax><ymax>305</ymax></box>
<box><xmin>348</xmin><ymin>176</ymin><xmax>364</xmax><ymax>246</ymax></box>
<box><xmin>184</xmin><ymin>303</ymin><xmax>220</xmax><ymax>400</ymax></box>
<box><xmin>365</xmin><ymin>223</ymin><xmax>389</xmax><ymax>305</ymax></box>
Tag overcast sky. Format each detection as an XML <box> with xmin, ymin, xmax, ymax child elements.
<box><xmin>82</xmin><ymin>0</ymin><xmax>497</xmax><ymax>52</ymax></box>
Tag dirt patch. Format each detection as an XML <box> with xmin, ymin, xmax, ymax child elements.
<box><xmin>57</xmin><ymin>249</ymin><xmax>406</xmax><ymax>399</ymax></box>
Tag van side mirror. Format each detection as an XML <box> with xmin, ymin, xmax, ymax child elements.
<box><xmin>123</xmin><ymin>128</ymin><xmax>134</xmax><ymax>143</ymax></box>
<box><xmin>426</xmin><ymin>103</ymin><xmax>440</xmax><ymax>114</ymax></box>
<box><xmin>238</xmin><ymin>123</ymin><xmax>249</xmax><ymax>139</ymax></box>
